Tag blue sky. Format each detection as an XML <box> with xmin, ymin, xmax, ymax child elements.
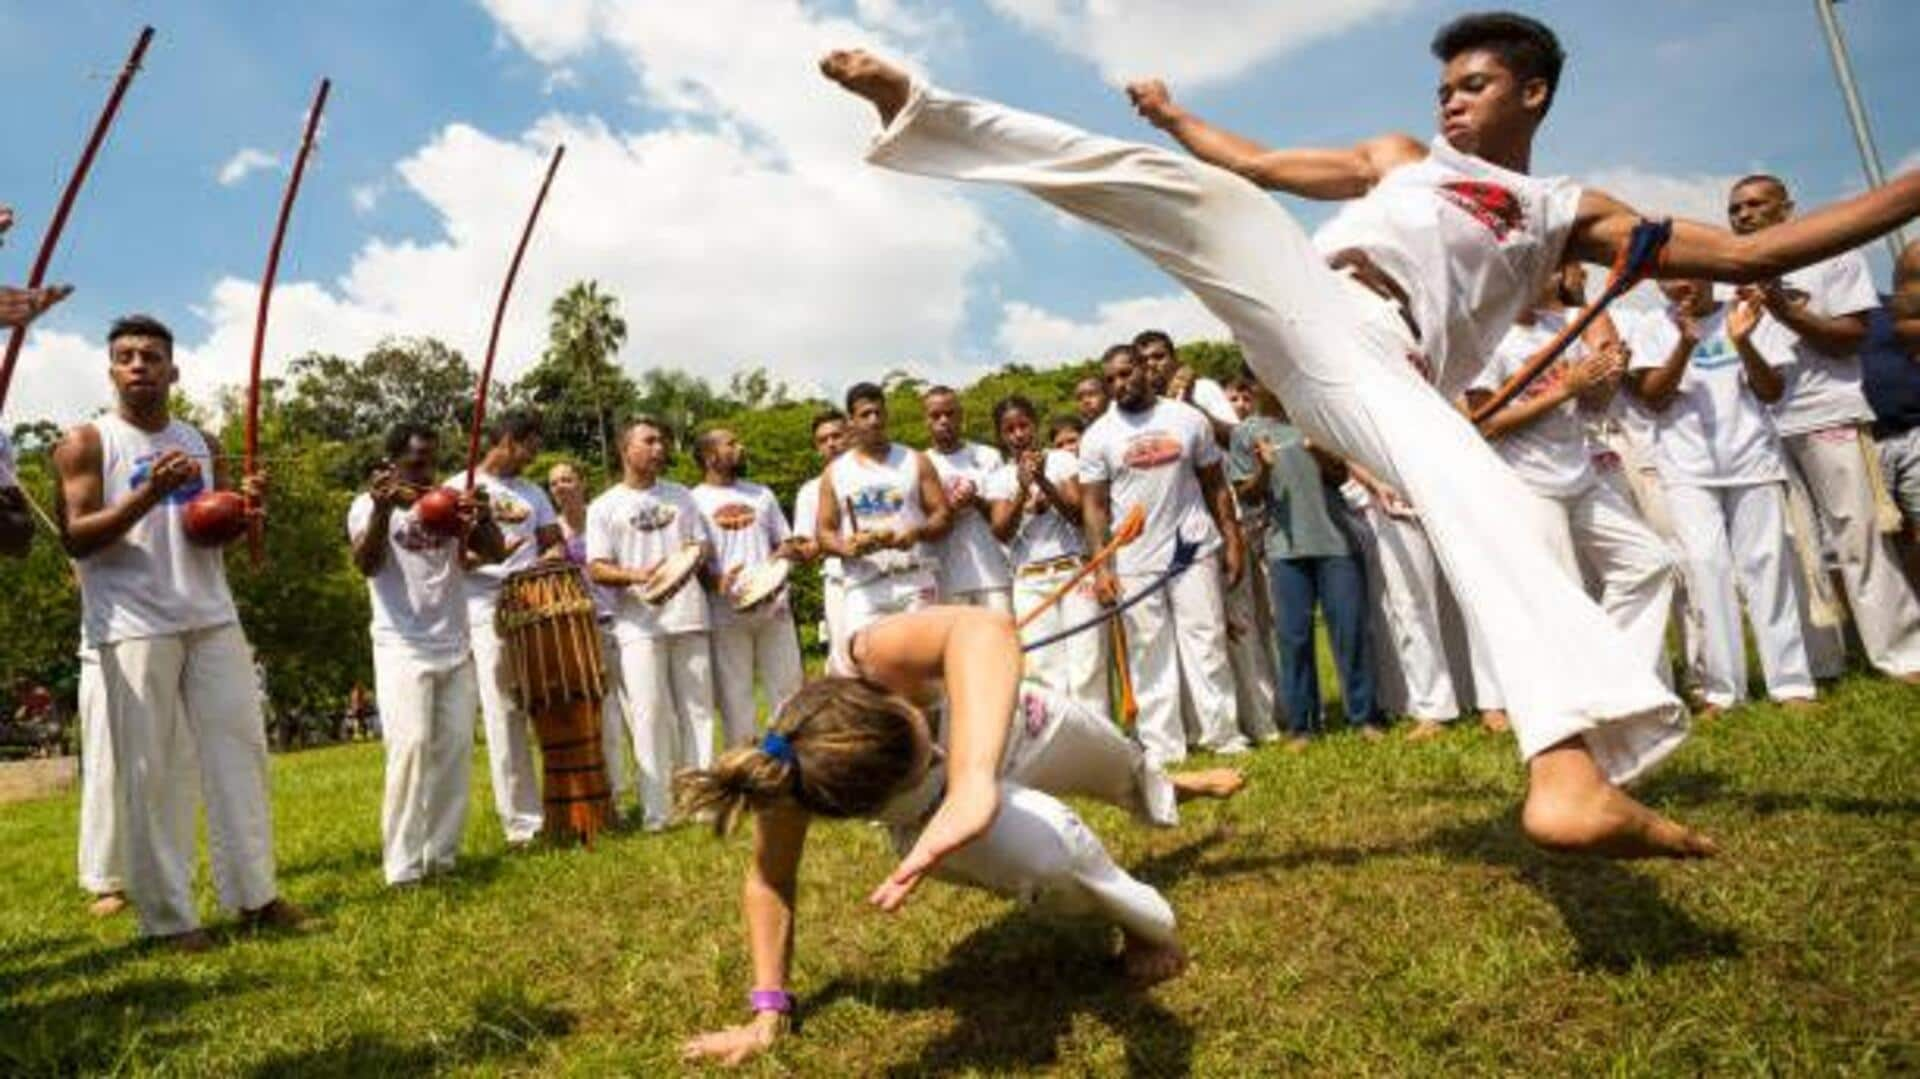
<box><xmin>3</xmin><ymin>0</ymin><xmax>1916</xmax><ymax>423</ymax></box>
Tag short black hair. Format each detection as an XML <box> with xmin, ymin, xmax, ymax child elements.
<box><xmin>692</xmin><ymin>427</ymin><xmax>728</xmax><ymax>468</ymax></box>
<box><xmin>1100</xmin><ymin>343</ymin><xmax>1136</xmax><ymax>366</ymax></box>
<box><xmin>1131</xmin><ymin>329</ymin><xmax>1174</xmax><ymax>354</ymax></box>
<box><xmin>108</xmin><ymin>314</ymin><xmax>174</xmax><ymax>352</ymax></box>
<box><xmin>619</xmin><ymin>413</ymin><xmax>674</xmax><ymax>452</ymax></box>
<box><xmin>1431</xmin><ymin>11</ymin><xmax>1565</xmax><ymax>114</ymax></box>
<box><xmin>922</xmin><ymin>384</ymin><xmax>959</xmax><ymax>402</ymax></box>
<box><xmin>383</xmin><ymin>421</ymin><xmax>439</xmax><ymax>459</ymax></box>
<box><xmin>1732</xmin><ymin>174</ymin><xmax>1789</xmax><ymax>198</ymax></box>
<box><xmin>810</xmin><ymin>409</ymin><xmax>846</xmax><ymax>435</ymax></box>
<box><xmin>990</xmin><ymin>394</ymin><xmax>1036</xmax><ymax>434</ymax></box>
<box><xmin>486</xmin><ymin>407</ymin><xmax>543</xmax><ymax>447</ymax></box>
<box><xmin>1048</xmin><ymin>415</ymin><xmax>1084</xmax><ymax>439</ymax></box>
<box><xmin>845</xmin><ymin>382</ymin><xmax>886</xmax><ymax>413</ymax></box>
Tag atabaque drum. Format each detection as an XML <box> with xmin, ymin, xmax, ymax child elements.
<box><xmin>496</xmin><ymin>561</ymin><xmax>611</xmax><ymax>842</ymax></box>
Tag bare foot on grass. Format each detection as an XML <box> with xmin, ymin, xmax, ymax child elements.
<box><xmin>819</xmin><ymin>49</ymin><xmax>911</xmax><ymax>125</ymax></box>
<box><xmin>1170</xmin><ymin>768</ymin><xmax>1244</xmax><ymax>801</ymax></box>
<box><xmin>1405</xmin><ymin>720</ymin><xmax>1445</xmax><ymax>742</ymax></box>
<box><xmin>1480</xmin><ymin>709</ymin><xmax>1510</xmax><ymax>733</ymax></box>
<box><xmin>1522</xmin><ymin>741</ymin><xmax>1717</xmax><ymax>859</ymax></box>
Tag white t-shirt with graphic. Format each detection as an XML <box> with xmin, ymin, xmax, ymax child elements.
<box><xmin>692</xmin><ymin>480</ymin><xmax>791</xmax><ymax>622</ymax></box>
<box><xmin>1757</xmin><ymin>250</ymin><xmax>1881</xmax><ymax>437</ymax></box>
<box><xmin>984</xmin><ymin>449</ymin><xmax>1085</xmax><ymax>568</ymax></box>
<box><xmin>447</xmin><ymin>470</ymin><xmax>557</xmax><ymax>615</ymax></box>
<box><xmin>828</xmin><ymin>443</ymin><xmax>932</xmax><ymax>586</ymax></box>
<box><xmin>1470</xmin><ymin>308</ymin><xmax>1597</xmax><ymax>498</ymax></box>
<box><xmin>793</xmin><ymin>474</ymin><xmax>842</xmax><ymax>583</ymax></box>
<box><xmin>1078</xmin><ymin>398</ymin><xmax>1221</xmax><ymax>577</ymax></box>
<box><xmin>586</xmin><ymin>479</ymin><xmax>712</xmax><ymax>642</ymax></box>
<box><xmin>926</xmin><ymin>441</ymin><xmax>1010</xmax><ymax>595</ymax></box>
<box><xmin>346</xmin><ymin>493</ymin><xmax>470</xmax><ymax>662</ymax></box>
<box><xmin>1628</xmin><ymin>306</ymin><xmax>1795</xmax><ymax>487</ymax></box>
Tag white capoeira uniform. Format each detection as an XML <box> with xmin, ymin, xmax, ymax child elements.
<box><xmin>984</xmin><ymin>448</ymin><xmax>1110</xmax><ymax>716</ymax></box>
<box><xmin>563</xmin><ymin>530</ymin><xmax>634</xmax><ymax>811</ymax></box>
<box><xmin>347</xmin><ymin>491</ymin><xmax>478</xmax><ymax>884</ymax></box>
<box><xmin>830</xmin><ymin>444</ymin><xmax>940</xmax><ymax>632</ymax></box>
<box><xmin>926</xmin><ymin>441</ymin><xmax>1014</xmax><ymax>611</ymax></box>
<box><xmin>448</xmin><ymin>469</ymin><xmax>556</xmax><ymax>843</ymax></box>
<box><xmin>587</xmin><ymin>478</ymin><xmax>719</xmax><ymax>830</ymax></box>
<box><xmin>1341</xmin><ymin>481</ymin><xmax>1462</xmax><ymax>723</ymax></box>
<box><xmin>864</xmin><ymin>83</ymin><xmax>1685</xmax><ymax>781</ymax></box>
<box><xmin>1629</xmin><ymin>307</ymin><xmax>1815</xmax><ymax>705</ymax></box>
<box><xmin>78</xmin><ymin>416</ymin><xmax>279</xmax><ymax>937</ymax></box>
<box><xmin>833</xmin><ymin>638</ymin><xmax>1178</xmax><ymax>946</ymax></box>
<box><xmin>75</xmin><ymin>644</ymin><xmax>127</xmax><ymax>897</ymax></box>
<box><xmin>1760</xmin><ymin>251</ymin><xmax>1920</xmax><ymax>678</ymax></box>
<box><xmin>1078</xmin><ymin>397</ymin><xmax>1245</xmax><ymax>765</ymax></box>
<box><xmin>1473</xmin><ymin>312</ymin><xmax>1678</xmax><ymax>684</ymax></box>
<box><xmin>693</xmin><ymin>479</ymin><xmax>804</xmax><ymax>744</ymax></box>
<box><xmin>794</xmin><ymin>474</ymin><xmax>847</xmax><ymax>654</ymax></box>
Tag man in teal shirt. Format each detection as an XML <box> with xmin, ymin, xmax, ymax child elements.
<box><xmin>1229</xmin><ymin>378</ymin><xmax>1378</xmax><ymax>746</ymax></box>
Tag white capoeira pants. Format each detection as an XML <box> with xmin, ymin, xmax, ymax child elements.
<box><xmin>710</xmin><ymin>612</ymin><xmax>805</xmax><ymax>746</ymax></box>
<box><xmin>866</xmin><ymin>83</ymin><xmax>1685</xmax><ymax>781</ymax></box>
<box><xmin>99</xmin><ymin>622</ymin><xmax>278</xmax><ymax>937</ymax></box>
<box><xmin>1117</xmin><ymin>555</ymin><xmax>1244</xmax><ymax>766</ymax></box>
<box><xmin>76</xmin><ymin>648</ymin><xmax>126</xmax><ymax>896</ymax></box>
<box><xmin>598</xmin><ymin>630</ymin><xmax>635</xmax><ymax>807</ymax></box>
<box><xmin>821</xmin><ymin>575</ymin><xmax>848</xmax><ymax>658</ymax></box>
<box><xmin>1012</xmin><ymin>560</ymin><xmax>1110</xmax><ymax>719</ymax></box>
<box><xmin>468</xmin><ymin>612</ymin><xmax>543</xmax><ymax>843</ymax></box>
<box><xmin>1664</xmin><ymin>482</ymin><xmax>1815</xmax><ymax>705</ymax></box>
<box><xmin>1350</xmin><ymin>503</ymin><xmax>1460</xmax><ymax>722</ymax></box>
<box><xmin>1601</xmin><ymin>439</ymin><xmax>1706</xmax><ymax>692</ymax></box>
<box><xmin>1525</xmin><ymin>481</ymin><xmax>1678</xmax><ymax>687</ymax></box>
<box><xmin>371</xmin><ymin>645</ymin><xmax>476</xmax><ymax>885</ymax></box>
<box><xmin>896</xmin><ymin>684</ymin><xmax>1178</xmax><ymax>947</ymax></box>
<box><xmin>842</xmin><ymin>570</ymin><xmax>938</xmax><ymax>635</ymax></box>
<box><xmin>616</xmin><ymin>631</ymin><xmax>718</xmax><ymax>829</ymax></box>
<box><xmin>1786</xmin><ymin>425</ymin><xmax>1920</xmax><ymax>676</ymax></box>
<box><xmin>1224</xmin><ymin>557</ymin><xmax>1282</xmax><ymax>741</ymax></box>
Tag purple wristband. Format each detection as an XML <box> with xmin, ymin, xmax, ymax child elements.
<box><xmin>749</xmin><ymin>989</ymin><xmax>794</xmax><ymax>1014</ymax></box>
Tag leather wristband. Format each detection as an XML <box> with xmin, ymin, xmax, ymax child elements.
<box><xmin>749</xmin><ymin>989</ymin><xmax>794</xmax><ymax>1015</ymax></box>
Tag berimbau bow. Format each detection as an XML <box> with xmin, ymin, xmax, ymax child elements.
<box><xmin>242</xmin><ymin>77</ymin><xmax>331</xmax><ymax>565</ymax></box>
<box><xmin>0</xmin><ymin>26</ymin><xmax>155</xmax><ymax>415</ymax></box>
<box><xmin>462</xmin><ymin>145</ymin><xmax>566</xmax><ymax>491</ymax></box>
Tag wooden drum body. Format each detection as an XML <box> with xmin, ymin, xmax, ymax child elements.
<box><xmin>496</xmin><ymin>562</ymin><xmax>611</xmax><ymax>842</ymax></box>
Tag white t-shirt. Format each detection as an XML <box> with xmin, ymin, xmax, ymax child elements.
<box><xmin>1628</xmin><ymin>306</ymin><xmax>1794</xmax><ymax>486</ymax></box>
<box><xmin>793</xmin><ymin>474</ymin><xmax>843</xmax><ymax>583</ymax></box>
<box><xmin>1313</xmin><ymin>137</ymin><xmax>1583</xmax><ymax>398</ymax></box>
<box><xmin>586</xmin><ymin>479</ymin><xmax>712</xmax><ymax>642</ymax></box>
<box><xmin>1186</xmin><ymin>378</ymin><xmax>1240</xmax><ymax>430</ymax></box>
<box><xmin>984</xmin><ymin>449</ymin><xmax>1085</xmax><ymax>568</ymax></box>
<box><xmin>0</xmin><ymin>429</ymin><xmax>15</xmax><ymax>488</ymax></box>
<box><xmin>926</xmin><ymin>441</ymin><xmax>1011</xmax><ymax>595</ymax></box>
<box><xmin>74</xmin><ymin>416</ymin><xmax>239</xmax><ymax>645</ymax></box>
<box><xmin>448</xmin><ymin>470</ymin><xmax>557</xmax><ymax>614</ymax></box>
<box><xmin>692</xmin><ymin>480</ymin><xmax>791</xmax><ymax>622</ymax></box>
<box><xmin>1470</xmin><ymin>308</ymin><xmax>1597</xmax><ymax>498</ymax></box>
<box><xmin>1757</xmin><ymin>250</ymin><xmax>1881</xmax><ymax>437</ymax></box>
<box><xmin>1078</xmin><ymin>398</ymin><xmax>1221</xmax><ymax>577</ymax></box>
<box><xmin>346</xmin><ymin>493</ymin><xmax>470</xmax><ymax>662</ymax></box>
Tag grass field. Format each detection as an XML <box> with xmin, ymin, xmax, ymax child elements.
<box><xmin>2</xmin><ymin>676</ymin><xmax>1916</xmax><ymax>1076</ymax></box>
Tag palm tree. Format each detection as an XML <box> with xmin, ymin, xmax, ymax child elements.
<box><xmin>546</xmin><ymin>281</ymin><xmax>629</xmax><ymax>471</ymax></box>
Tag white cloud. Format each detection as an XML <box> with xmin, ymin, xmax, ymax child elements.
<box><xmin>1581</xmin><ymin>165</ymin><xmax>1745</xmax><ymax>227</ymax></box>
<box><xmin>216</xmin><ymin>147</ymin><xmax>280</xmax><ymax>187</ymax></box>
<box><xmin>349</xmin><ymin>182</ymin><xmax>384</xmax><ymax>214</ymax></box>
<box><xmin>7</xmin><ymin>329</ymin><xmax>113</xmax><ymax>423</ymax></box>
<box><xmin>479</xmin><ymin>0</ymin><xmax>598</xmax><ymax>64</ymax></box>
<box><xmin>994</xmin><ymin>292</ymin><xmax>1226</xmax><ymax>364</ymax></box>
<box><xmin>14</xmin><ymin>0</ymin><xmax>1002</xmax><ymax>424</ymax></box>
<box><xmin>985</xmin><ymin>0</ymin><xmax>1411</xmax><ymax>87</ymax></box>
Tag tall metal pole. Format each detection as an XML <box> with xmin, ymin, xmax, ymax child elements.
<box><xmin>1813</xmin><ymin>0</ymin><xmax>1906</xmax><ymax>261</ymax></box>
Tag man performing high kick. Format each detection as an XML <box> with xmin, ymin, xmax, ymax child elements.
<box><xmin>821</xmin><ymin>9</ymin><xmax>1920</xmax><ymax>856</ymax></box>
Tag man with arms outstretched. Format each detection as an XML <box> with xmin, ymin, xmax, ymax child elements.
<box><xmin>821</xmin><ymin>10</ymin><xmax>1920</xmax><ymax>858</ymax></box>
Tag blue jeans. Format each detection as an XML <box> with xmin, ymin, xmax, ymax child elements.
<box><xmin>1269</xmin><ymin>554</ymin><xmax>1376</xmax><ymax>734</ymax></box>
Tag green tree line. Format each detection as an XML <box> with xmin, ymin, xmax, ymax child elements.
<box><xmin>0</xmin><ymin>281</ymin><xmax>1243</xmax><ymax>721</ymax></box>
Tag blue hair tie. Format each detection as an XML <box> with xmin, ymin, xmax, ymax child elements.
<box><xmin>761</xmin><ymin>731</ymin><xmax>797</xmax><ymax>766</ymax></box>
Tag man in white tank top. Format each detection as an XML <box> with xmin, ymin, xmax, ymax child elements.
<box><xmin>815</xmin><ymin>383</ymin><xmax>952</xmax><ymax>633</ymax></box>
<box><xmin>791</xmin><ymin>411</ymin><xmax>850</xmax><ymax>655</ymax></box>
<box><xmin>348</xmin><ymin>423</ymin><xmax>505</xmax><ymax>885</ymax></box>
<box><xmin>921</xmin><ymin>386</ymin><xmax>1012</xmax><ymax>612</ymax></box>
<box><xmin>451</xmin><ymin>409</ymin><xmax>565</xmax><ymax>845</ymax></box>
<box><xmin>52</xmin><ymin>315</ymin><xmax>299</xmax><ymax>948</ymax></box>
<box><xmin>692</xmin><ymin>427</ymin><xmax>804</xmax><ymax>744</ymax></box>
<box><xmin>824</xmin><ymin>9</ymin><xmax>1920</xmax><ymax>856</ymax></box>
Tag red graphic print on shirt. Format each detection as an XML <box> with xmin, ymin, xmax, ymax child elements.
<box><xmin>1438</xmin><ymin>180</ymin><xmax>1524</xmax><ymax>241</ymax></box>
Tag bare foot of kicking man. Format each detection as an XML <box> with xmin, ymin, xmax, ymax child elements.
<box><xmin>1522</xmin><ymin>742</ymin><xmax>1717</xmax><ymax>858</ymax></box>
<box><xmin>1170</xmin><ymin>768</ymin><xmax>1245</xmax><ymax>801</ymax></box>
